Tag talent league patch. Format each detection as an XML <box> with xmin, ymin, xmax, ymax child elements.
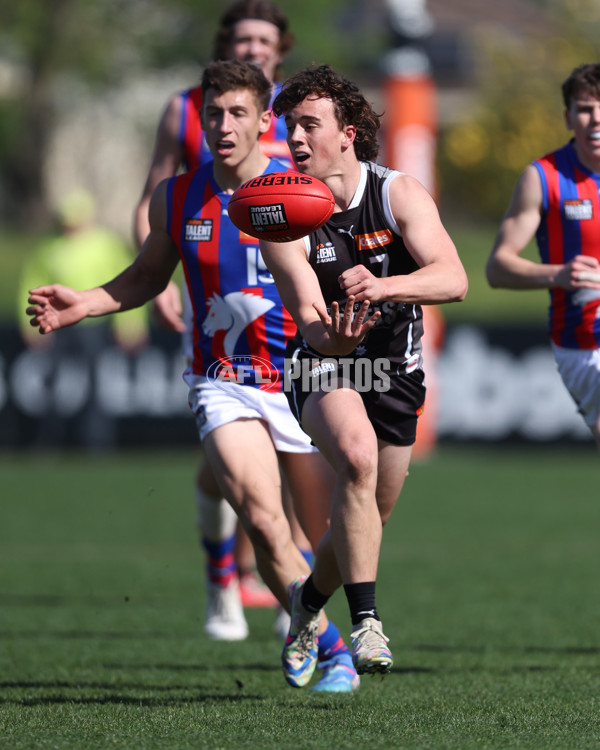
<box><xmin>563</xmin><ymin>199</ymin><xmax>593</xmax><ymax>221</ymax></box>
<box><xmin>185</xmin><ymin>219</ymin><xmax>213</xmax><ymax>241</ymax></box>
<box><xmin>315</xmin><ymin>242</ymin><xmax>337</xmax><ymax>263</ymax></box>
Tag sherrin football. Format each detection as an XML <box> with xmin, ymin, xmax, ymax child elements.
<box><xmin>228</xmin><ymin>171</ymin><xmax>335</xmax><ymax>242</ymax></box>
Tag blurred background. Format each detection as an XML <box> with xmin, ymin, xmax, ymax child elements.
<box><xmin>1</xmin><ymin>0</ymin><xmax>598</xmax><ymax>452</ymax></box>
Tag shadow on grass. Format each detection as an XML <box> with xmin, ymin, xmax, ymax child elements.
<box><xmin>0</xmin><ymin>694</ymin><xmax>262</xmax><ymax>707</ymax></box>
<box><xmin>0</xmin><ymin>679</ymin><xmax>262</xmax><ymax>706</ymax></box>
<box><xmin>0</xmin><ymin>594</ymin><xmax>177</xmax><ymax>606</ymax></box>
<box><xmin>0</xmin><ymin>630</ymin><xmax>202</xmax><ymax>640</ymax></box>
<box><xmin>103</xmin><ymin>662</ymin><xmax>280</xmax><ymax>672</ymax></box>
<box><xmin>414</xmin><ymin>644</ymin><xmax>600</xmax><ymax>655</ymax></box>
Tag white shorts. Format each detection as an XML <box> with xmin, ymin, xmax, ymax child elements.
<box><xmin>552</xmin><ymin>343</ymin><xmax>600</xmax><ymax>428</ymax></box>
<box><xmin>183</xmin><ymin>368</ymin><xmax>316</xmax><ymax>453</ymax></box>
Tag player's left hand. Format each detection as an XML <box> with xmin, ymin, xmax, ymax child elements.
<box><xmin>338</xmin><ymin>264</ymin><xmax>386</xmax><ymax>302</ymax></box>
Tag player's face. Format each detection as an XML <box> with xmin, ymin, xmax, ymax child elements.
<box><xmin>565</xmin><ymin>94</ymin><xmax>600</xmax><ymax>169</ymax></box>
<box><xmin>228</xmin><ymin>19</ymin><xmax>282</xmax><ymax>84</ymax></box>
<box><xmin>201</xmin><ymin>87</ymin><xmax>269</xmax><ymax>167</ymax></box>
<box><xmin>284</xmin><ymin>96</ymin><xmax>355</xmax><ymax>181</ymax></box>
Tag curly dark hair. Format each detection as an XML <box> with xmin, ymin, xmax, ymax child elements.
<box><xmin>201</xmin><ymin>59</ymin><xmax>272</xmax><ymax>113</ymax></box>
<box><xmin>272</xmin><ymin>65</ymin><xmax>380</xmax><ymax>162</ymax></box>
<box><xmin>562</xmin><ymin>63</ymin><xmax>600</xmax><ymax>109</ymax></box>
<box><xmin>213</xmin><ymin>0</ymin><xmax>295</xmax><ymax>78</ymax></box>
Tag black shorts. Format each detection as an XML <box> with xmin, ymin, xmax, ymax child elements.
<box><xmin>284</xmin><ymin>347</ymin><xmax>426</xmax><ymax>446</ymax></box>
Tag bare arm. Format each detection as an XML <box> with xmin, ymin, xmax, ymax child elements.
<box><xmin>338</xmin><ymin>174</ymin><xmax>468</xmax><ymax>305</ymax></box>
<box><xmin>133</xmin><ymin>92</ymin><xmax>187</xmax><ymax>331</ymax></box>
<box><xmin>28</xmin><ymin>182</ymin><xmax>180</xmax><ymax>335</ymax></box>
<box><xmin>134</xmin><ymin>94</ymin><xmax>185</xmax><ymax>250</ymax></box>
<box><xmin>259</xmin><ymin>239</ymin><xmax>379</xmax><ymax>356</ymax></box>
<box><xmin>486</xmin><ymin>165</ymin><xmax>600</xmax><ymax>290</ymax></box>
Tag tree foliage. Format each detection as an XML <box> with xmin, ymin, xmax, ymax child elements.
<box><xmin>0</xmin><ymin>0</ymin><xmax>386</xmax><ymax>228</ymax></box>
<box><xmin>437</xmin><ymin>2</ymin><xmax>600</xmax><ymax>221</ymax></box>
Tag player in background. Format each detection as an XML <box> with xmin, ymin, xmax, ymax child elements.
<box><xmin>259</xmin><ymin>64</ymin><xmax>467</xmax><ymax>680</ymax></box>
<box><xmin>486</xmin><ymin>63</ymin><xmax>600</xmax><ymax>450</ymax></box>
<box><xmin>134</xmin><ymin>0</ymin><xmax>313</xmax><ymax>636</ymax></box>
<box><xmin>27</xmin><ymin>60</ymin><xmax>359</xmax><ymax>693</ymax></box>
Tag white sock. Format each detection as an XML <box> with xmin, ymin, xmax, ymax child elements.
<box><xmin>196</xmin><ymin>487</ymin><xmax>237</xmax><ymax>543</ymax></box>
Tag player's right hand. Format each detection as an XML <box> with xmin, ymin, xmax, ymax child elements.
<box><xmin>26</xmin><ymin>284</ymin><xmax>88</xmax><ymax>334</ymax></box>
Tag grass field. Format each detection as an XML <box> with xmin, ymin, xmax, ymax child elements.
<box><xmin>1</xmin><ymin>445</ymin><xmax>599</xmax><ymax>749</ymax></box>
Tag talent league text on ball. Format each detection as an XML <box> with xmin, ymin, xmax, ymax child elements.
<box><xmin>249</xmin><ymin>204</ymin><xmax>288</xmax><ymax>232</ymax></box>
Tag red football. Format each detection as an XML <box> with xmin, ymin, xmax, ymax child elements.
<box><xmin>228</xmin><ymin>171</ymin><xmax>335</xmax><ymax>242</ymax></box>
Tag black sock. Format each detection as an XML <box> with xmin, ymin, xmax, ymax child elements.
<box><xmin>300</xmin><ymin>574</ymin><xmax>330</xmax><ymax>613</ymax></box>
<box><xmin>343</xmin><ymin>581</ymin><xmax>379</xmax><ymax>626</ymax></box>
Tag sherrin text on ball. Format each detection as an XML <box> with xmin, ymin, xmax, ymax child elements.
<box><xmin>228</xmin><ymin>171</ymin><xmax>335</xmax><ymax>242</ymax></box>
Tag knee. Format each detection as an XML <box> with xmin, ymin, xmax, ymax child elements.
<box><xmin>336</xmin><ymin>438</ymin><xmax>378</xmax><ymax>488</ymax></box>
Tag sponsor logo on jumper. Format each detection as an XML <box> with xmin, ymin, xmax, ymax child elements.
<box><xmin>249</xmin><ymin>204</ymin><xmax>289</xmax><ymax>233</ymax></box>
<box><xmin>336</xmin><ymin>224</ymin><xmax>355</xmax><ymax>239</ymax></box>
<box><xmin>315</xmin><ymin>242</ymin><xmax>337</xmax><ymax>263</ymax></box>
<box><xmin>185</xmin><ymin>219</ymin><xmax>213</xmax><ymax>242</ymax></box>
<box><xmin>356</xmin><ymin>229</ymin><xmax>393</xmax><ymax>250</ymax></box>
<box><xmin>241</xmin><ymin>173</ymin><xmax>313</xmax><ymax>189</ymax></box>
<box><xmin>309</xmin><ymin>361</ymin><xmax>336</xmax><ymax>377</ymax></box>
<box><xmin>563</xmin><ymin>199</ymin><xmax>593</xmax><ymax>221</ymax></box>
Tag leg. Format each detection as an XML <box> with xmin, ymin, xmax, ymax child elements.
<box><xmin>235</xmin><ymin>525</ymin><xmax>278</xmax><ymax>608</ymax></box>
<box><xmin>271</xmin><ymin>473</ymin><xmax>314</xmax><ymax>640</ymax></box>
<box><xmin>300</xmin><ymin>388</ymin><xmax>403</xmax><ymax>675</ymax></box>
<box><xmin>195</xmin><ymin>457</ymin><xmax>249</xmax><ymax>641</ymax></box>
<box><xmin>279</xmin><ymin>450</ymin><xmax>359</xmax><ymax>692</ymax></box>
<box><xmin>375</xmin><ymin>440</ymin><xmax>412</xmax><ymax>524</ymax></box>
<box><xmin>278</xmin><ymin>450</ymin><xmax>333</xmax><ymax>556</ymax></box>
<box><xmin>202</xmin><ymin>418</ymin><xmax>311</xmax><ymax>607</ymax></box>
<box><xmin>301</xmin><ymin>388</ymin><xmax>381</xmax><ymax>589</ymax></box>
<box><xmin>281</xmin><ymin>474</ymin><xmax>315</xmax><ymax>566</ymax></box>
<box><xmin>198</xmin><ymin>454</ymin><xmax>277</xmax><ymax>610</ymax></box>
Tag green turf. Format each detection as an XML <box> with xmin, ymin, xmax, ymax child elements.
<box><xmin>1</xmin><ymin>446</ymin><xmax>599</xmax><ymax>749</ymax></box>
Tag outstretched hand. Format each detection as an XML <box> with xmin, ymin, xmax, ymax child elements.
<box><xmin>26</xmin><ymin>284</ymin><xmax>88</xmax><ymax>334</ymax></box>
<box><xmin>312</xmin><ymin>296</ymin><xmax>380</xmax><ymax>355</ymax></box>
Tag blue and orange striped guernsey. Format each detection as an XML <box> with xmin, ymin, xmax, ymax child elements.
<box><xmin>534</xmin><ymin>140</ymin><xmax>600</xmax><ymax>349</ymax></box>
<box><xmin>165</xmin><ymin>159</ymin><xmax>296</xmax><ymax>390</ymax></box>
<box><xmin>178</xmin><ymin>82</ymin><xmax>291</xmax><ymax>171</ymax></box>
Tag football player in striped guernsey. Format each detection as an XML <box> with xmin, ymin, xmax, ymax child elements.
<box><xmin>27</xmin><ymin>60</ymin><xmax>359</xmax><ymax>693</ymax></box>
<box><xmin>487</xmin><ymin>63</ymin><xmax>600</xmax><ymax>449</ymax></box>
